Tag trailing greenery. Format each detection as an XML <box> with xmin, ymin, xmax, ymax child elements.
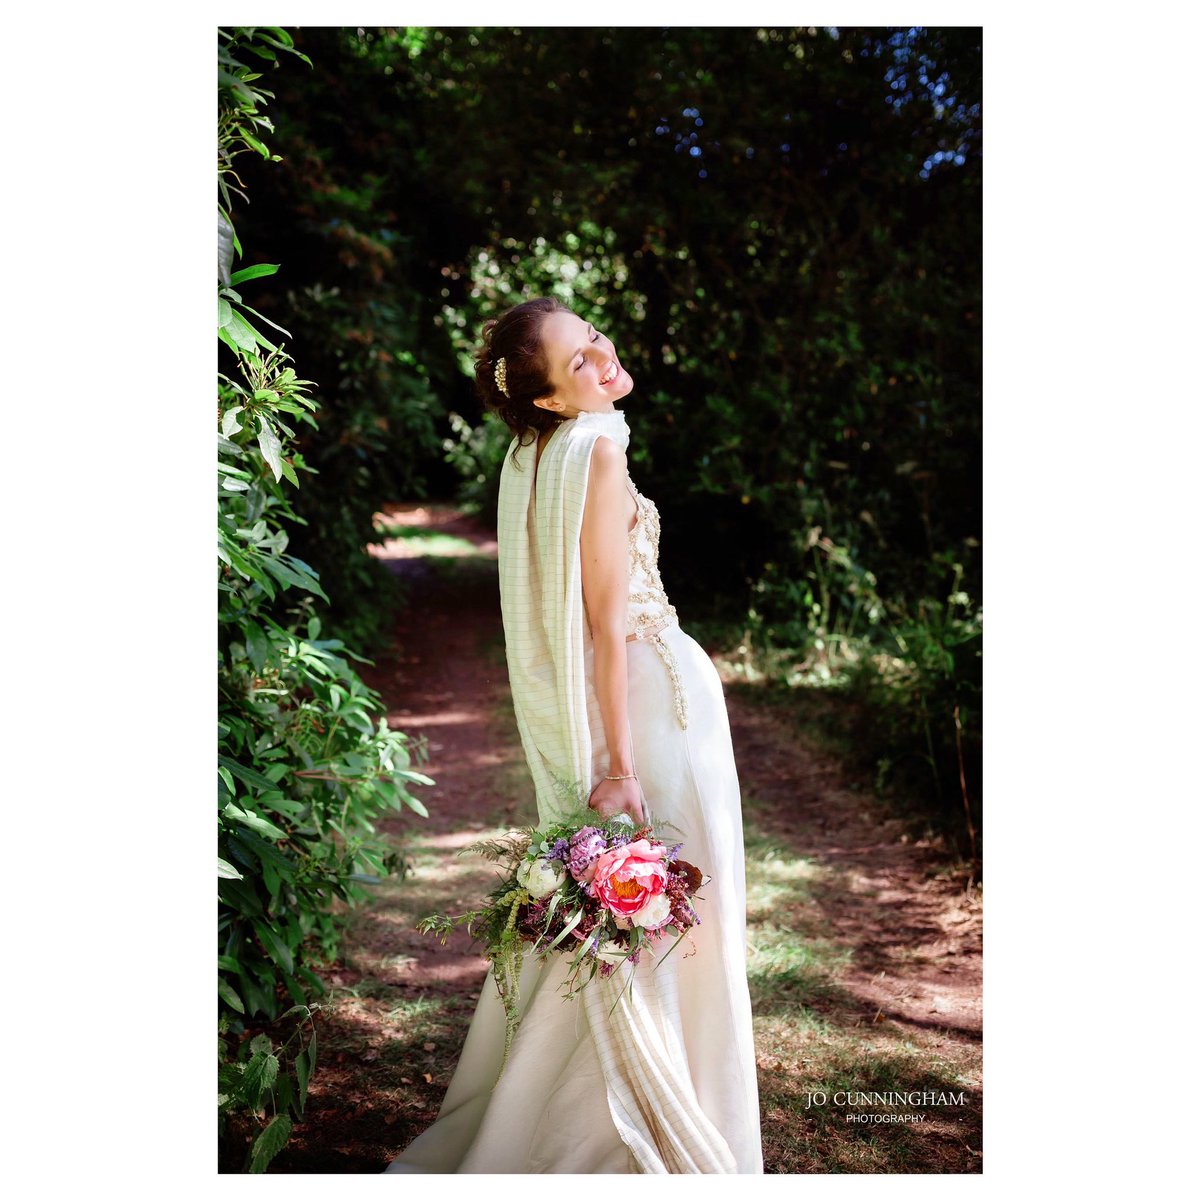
<box><xmin>216</xmin><ymin>27</ymin><xmax>435</xmax><ymax>1173</ymax></box>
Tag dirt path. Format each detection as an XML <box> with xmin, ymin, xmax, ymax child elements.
<box><xmin>269</xmin><ymin>503</ymin><xmax>982</xmax><ymax>1174</ymax></box>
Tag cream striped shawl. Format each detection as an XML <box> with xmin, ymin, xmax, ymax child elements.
<box><xmin>496</xmin><ymin>409</ymin><xmax>629</xmax><ymax>829</ymax></box>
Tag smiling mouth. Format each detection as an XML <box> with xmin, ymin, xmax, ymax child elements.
<box><xmin>599</xmin><ymin>361</ymin><xmax>620</xmax><ymax>385</ymax></box>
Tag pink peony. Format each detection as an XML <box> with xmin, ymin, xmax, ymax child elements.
<box><xmin>590</xmin><ymin>838</ymin><xmax>670</xmax><ymax>920</ymax></box>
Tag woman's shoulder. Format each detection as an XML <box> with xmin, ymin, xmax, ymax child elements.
<box><xmin>545</xmin><ymin>420</ymin><xmax>627</xmax><ymax>493</ymax></box>
<box><xmin>586</xmin><ymin>431</ymin><xmax>626</xmax><ymax>467</ymax></box>
<box><xmin>583</xmin><ymin>432</ymin><xmax>628</xmax><ymax>497</ymax></box>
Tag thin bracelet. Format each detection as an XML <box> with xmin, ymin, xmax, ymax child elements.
<box><xmin>604</xmin><ymin>772</ymin><xmax>637</xmax><ymax>780</ymax></box>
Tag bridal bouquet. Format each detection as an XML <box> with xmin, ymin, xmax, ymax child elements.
<box><xmin>417</xmin><ymin>806</ymin><xmax>710</xmax><ymax>1068</ymax></box>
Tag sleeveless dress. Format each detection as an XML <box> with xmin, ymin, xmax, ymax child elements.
<box><xmin>384</xmin><ymin>410</ymin><xmax>763</xmax><ymax>1174</ymax></box>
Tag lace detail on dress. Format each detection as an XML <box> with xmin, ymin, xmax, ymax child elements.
<box><xmin>625</xmin><ymin>482</ymin><xmax>688</xmax><ymax>729</ymax></box>
<box><xmin>626</xmin><ymin>484</ymin><xmax>679</xmax><ymax>639</ymax></box>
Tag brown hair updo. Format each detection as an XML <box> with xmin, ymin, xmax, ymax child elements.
<box><xmin>475</xmin><ymin>296</ymin><xmax>574</xmax><ymax>468</ymax></box>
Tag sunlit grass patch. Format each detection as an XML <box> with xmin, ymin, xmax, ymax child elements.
<box><xmin>372</xmin><ymin>523</ymin><xmax>486</xmax><ymax>556</ymax></box>
<box><xmin>383</xmin><ymin>993</ymin><xmax>444</xmax><ymax>1024</ymax></box>
<box><xmin>743</xmin><ymin>821</ymin><xmax>850</xmax><ymax>1008</ymax></box>
<box><xmin>748</xmin><ymin>937</ymin><xmax>853</xmax><ymax>1014</ymax></box>
<box><xmin>743</xmin><ymin>826</ymin><xmax>821</xmax><ymax>903</ymax></box>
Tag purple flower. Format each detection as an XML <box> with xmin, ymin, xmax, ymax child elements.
<box><xmin>667</xmin><ymin>843</ymin><xmax>682</xmax><ymax>861</ymax></box>
<box><xmin>568</xmin><ymin>827</ymin><xmax>608</xmax><ymax>881</ymax></box>
<box><xmin>545</xmin><ymin>837</ymin><xmax>571</xmax><ymax>863</ymax></box>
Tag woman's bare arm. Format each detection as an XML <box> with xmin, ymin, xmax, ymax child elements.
<box><xmin>579</xmin><ymin>435</ymin><xmax>644</xmax><ymax>823</ymax></box>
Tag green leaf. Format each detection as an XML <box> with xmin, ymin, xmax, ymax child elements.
<box><xmin>219</xmin><ymin>873</ymin><xmax>265</xmax><ymax>918</ymax></box>
<box><xmin>285</xmin><ymin>556</ymin><xmax>321</xmax><ymax>582</ymax></box>
<box><xmin>546</xmin><ymin>906</ymin><xmax>584</xmax><ymax>951</ymax></box>
<box><xmin>395</xmin><ymin>769</ymin><xmax>436</xmax><ymax>787</ymax></box>
<box><xmin>243</xmin><ymin>620</ymin><xmax>269</xmax><ymax>671</ymax></box>
<box><xmin>275</xmin><ymin>1074</ymin><xmax>296</xmax><ymax>1119</ymax></box>
<box><xmin>242</xmin><ymin>1048</ymin><xmax>279</xmax><ymax>1109</ymax></box>
<box><xmin>237</xmin><ymin>301</ymin><xmax>292</xmax><ymax>338</ymax></box>
<box><xmin>218</xmin><ymin>298</ymin><xmax>233</xmax><ymax>328</ymax></box>
<box><xmin>257</xmin><ymin>416</ymin><xmax>283</xmax><ymax>482</ymax></box>
<box><xmin>218</xmin><ymin>976</ymin><xmax>245</xmax><ymax>1013</ymax></box>
<box><xmin>217</xmin><ymin>856</ymin><xmax>244</xmax><ymax>880</ymax></box>
<box><xmin>230</xmin><ymin>263</ymin><xmax>280</xmax><ymax>285</ymax></box>
<box><xmin>249</xmin><ymin>1113</ymin><xmax>292</xmax><ymax>1174</ymax></box>
<box><xmin>399</xmin><ymin>791</ymin><xmax>429</xmax><ymax>818</ymax></box>
<box><xmin>253</xmin><ymin>919</ymin><xmax>294</xmax><ymax>974</ymax></box>
<box><xmin>261</xmin><ymin>556</ymin><xmax>328</xmax><ymax>600</ymax></box>
<box><xmin>223</xmin><ymin>803</ymin><xmax>287</xmax><ymax>840</ymax></box>
<box><xmin>224</xmin><ymin>310</ymin><xmax>259</xmax><ymax>353</ymax></box>
<box><xmin>241</xmin><ymin>128</ymin><xmax>271</xmax><ymax>158</ymax></box>
<box><xmin>219</xmin><ymin>755</ymin><xmax>275</xmax><ymax>792</ymax></box>
<box><xmin>221</xmin><ymin>405</ymin><xmax>243</xmax><ymax>437</ymax></box>
<box><xmin>258</xmin><ymin>795</ymin><xmax>308</xmax><ymax>821</ymax></box>
<box><xmin>295</xmin><ymin>1033</ymin><xmax>314</xmax><ymax>1108</ymax></box>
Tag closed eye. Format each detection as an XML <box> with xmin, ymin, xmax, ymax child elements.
<box><xmin>575</xmin><ymin>332</ymin><xmax>600</xmax><ymax>371</ymax></box>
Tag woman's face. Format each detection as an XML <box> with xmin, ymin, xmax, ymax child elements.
<box><xmin>535</xmin><ymin>311</ymin><xmax>634</xmax><ymax>417</ymax></box>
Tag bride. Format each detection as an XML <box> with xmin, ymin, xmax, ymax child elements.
<box><xmin>384</xmin><ymin>298</ymin><xmax>763</xmax><ymax>1174</ymax></box>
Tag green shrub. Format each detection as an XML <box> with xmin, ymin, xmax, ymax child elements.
<box><xmin>846</xmin><ymin>555</ymin><xmax>982</xmax><ymax>862</ymax></box>
<box><xmin>747</xmin><ymin>523</ymin><xmax>981</xmax><ymax>865</ymax></box>
<box><xmin>216</xmin><ymin>26</ymin><xmax>435</xmax><ymax>1171</ymax></box>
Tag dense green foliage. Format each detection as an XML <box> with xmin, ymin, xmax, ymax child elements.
<box><xmin>233</xmin><ymin>26</ymin><xmax>981</xmax><ymax>856</ymax></box>
<box><xmin>216</xmin><ymin>27</ymin><xmax>435</xmax><ymax>1172</ymax></box>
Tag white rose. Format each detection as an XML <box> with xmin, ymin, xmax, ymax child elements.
<box><xmin>516</xmin><ymin>857</ymin><xmax>565</xmax><ymax>899</ymax></box>
<box><xmin>631</xmin><ymin>891</ymin><xmax>672</xmax><ymax>930</ymax></box>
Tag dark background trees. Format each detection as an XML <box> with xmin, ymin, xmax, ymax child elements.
<box><xmin>233</xmin><ymin>25</ymin><xmax>981</xmax><ymax>852</ymax></box>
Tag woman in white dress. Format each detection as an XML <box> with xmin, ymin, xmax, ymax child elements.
<box><xmin>384</xmin><ymin>298</ymin><xmax>763</xmax><ymax>1174</ymax></box>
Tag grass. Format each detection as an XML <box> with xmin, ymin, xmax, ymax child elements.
<box><xmin>373</xmin><ymin>522</ymin><xmax>489</xmax><ymax>558</ymax></box>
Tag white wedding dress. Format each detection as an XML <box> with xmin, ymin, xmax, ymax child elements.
<box><xmin>384</xmin><ymin>409</ymin><xmax>763</xmax><ymax>1174</ymax></box>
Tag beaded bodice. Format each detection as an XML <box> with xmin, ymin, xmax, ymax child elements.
<box><xmin>626</xmin><ymin>480</ymin><xmax>680</xmax><ymax>640</ymax></box>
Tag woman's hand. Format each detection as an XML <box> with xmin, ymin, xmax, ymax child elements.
<box><xmin>587</xmin><ymin>776</ymin><xmax>645</xmax><ymax>825</ymax></box>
